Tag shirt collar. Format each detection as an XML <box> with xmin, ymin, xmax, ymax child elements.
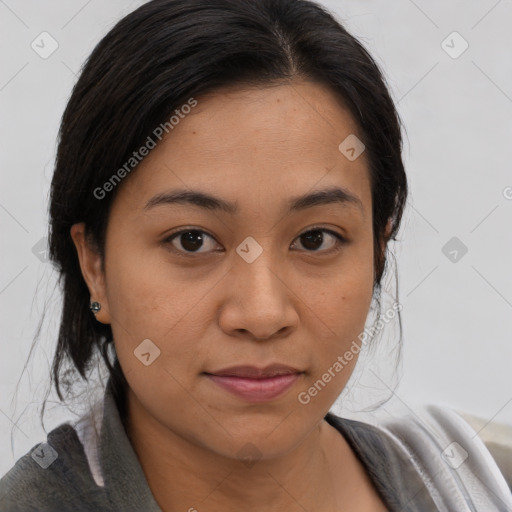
<box><xmin>98</xmin><ymin>376</ymin><xmax>162</xmax><ymax>510</ymax></box>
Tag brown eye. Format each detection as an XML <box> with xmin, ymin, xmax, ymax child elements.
<box><xmin>163</xmin><ymin>226</ymin><xmax>346</xmax><ymax>258</ymax></box>
<box><xmin>165</xmin><ymin>229</ymin><xmax>219</xmax><ymax>255</ymax></box>
<box><xmin>291</xmin><ymin>228</ymin><xmax>346</xmax><ymax>254</ymax></box>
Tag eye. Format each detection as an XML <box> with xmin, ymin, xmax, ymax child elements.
<box><xmin>291</xmin><ymin>226</ymin><xmax>346</xmax><ymax>254</ymax></box>
<box><xmin>163</xmin><ymin>229</ymin><xmax>220</xmax><ymax>256</ymax></box>
<box><xmin>163</xmin><ymin>226</ymin><xmax>347</xmax><ymax>258</ymax></box>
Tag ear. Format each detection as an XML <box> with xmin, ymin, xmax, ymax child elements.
<box><xmin>381</xmin><ymin>218</ymin><xmax>392</xmax><ymax>254</ymax></box>
<box><xmin>375</xmin><ymin>219</ymin><xmax>393</xmax><ymax>283</ymax></box>
<box><xmin>70</xmin><ymin>222</ymin><xmax>111</xmax><ymax>324</ymax></box>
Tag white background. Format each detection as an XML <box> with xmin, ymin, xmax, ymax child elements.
<box><xmin>1</xmin><ymin>0</ymin><xmax>511</xmax><ymax>476</ymax></box>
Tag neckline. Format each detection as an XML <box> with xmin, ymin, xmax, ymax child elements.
<box><xmin>324</xmin><ymin>411</ymin><xmax>438</xmax><ymax>511</ymax></box>
<box><xmin>97</xmin><ymin>379</ymin><xmax>433</xmax><ymax>511</ymax></box>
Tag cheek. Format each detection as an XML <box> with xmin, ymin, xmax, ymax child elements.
<box><xmin>103</xmin><ymin>242</ymin><xmax>225</xmax><ymax>381</ymax></box>
<box><xmin>105</xmin><ymin>250</ymin><xmax>162</xmax><ymax>332</ymax></box>
<box><xmin>303</xmin><ymin>240</ymin><xmax>375</xmax><ymax>337</ymax></box>
<box><xmin>104</xmin><ymin>238</ymin><xmax>187</xmax><ymax>329</ymax></box>
<box><xmin>103</xmin><ymin>245</ymin><xmax>198</xmax><ymax>380</ymax></box>
<box><xmin>297</xmin><ymin>242</ymin><xmax>375</xmax><ymax>402</ymax></box>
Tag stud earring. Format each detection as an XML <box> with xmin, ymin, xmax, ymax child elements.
<box><xmin>89</xmin><ymin>301</ymin><xmax>101</xmax><ymax>315</ymax></box>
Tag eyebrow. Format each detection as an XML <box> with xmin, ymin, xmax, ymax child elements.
<box><xmin>143</xmin><ymin>186</ymin><xmax>364</xmax><ymax>215</ymax></box>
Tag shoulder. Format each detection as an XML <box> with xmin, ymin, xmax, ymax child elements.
<box><xmin>326</xmin><ymin>410</ymin><xmax>437</xmax><ymax>510</ymax></box>
<box><xmin>0</xmin><ymin>422</ymin><xmax>106</xmax><ymax>512</ymax></box>
<box><xmin>391</xmin><ymin>405</ymin><xmax>512</xmax><ymax>508</ymax></box>
<box><xmin>327</xmin><ymin>405</ymin><xmax>512</xmax><ymax>511</ymax></box>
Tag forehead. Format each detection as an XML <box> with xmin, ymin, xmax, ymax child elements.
<box><xmin>112</xmin><ymin>80</ymin><xmax>371</xmax><ymax>218</ymax></box>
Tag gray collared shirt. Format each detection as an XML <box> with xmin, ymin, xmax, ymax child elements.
<box><xmin>1</xmin><ymin>378</ymin><xmax>511</xmax><ymax>511</ymax></box>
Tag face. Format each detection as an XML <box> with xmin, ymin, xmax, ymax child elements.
<box><xmin>72</xmin><ymin>80</ymin><xmax>377</xmax><ymax>460</ymax></box>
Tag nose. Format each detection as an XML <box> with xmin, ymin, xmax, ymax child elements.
<box><xmin>218</xmin><ymin>248</ymin><xmax>298</xmax><ymax>341</ymax></box>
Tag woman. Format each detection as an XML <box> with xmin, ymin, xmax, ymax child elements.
<box><xmin>1</xmin><ymin>0</ymin><xmax>510</xmax><ymax>510</ymax></box>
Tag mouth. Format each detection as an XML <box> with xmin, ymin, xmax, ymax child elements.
<box><xmin>203</xmin><ymin>364</ymin><xmax>304</xmax><ymax>403</ymax></box>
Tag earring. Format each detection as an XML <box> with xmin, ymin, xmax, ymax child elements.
<box><xmin>89</xmin><ymin>301</ymin><xmax>101</xmax><ymax>315</ymax></box>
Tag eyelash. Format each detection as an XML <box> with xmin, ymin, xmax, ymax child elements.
<box><xmin>162</xmin><ymin>225</ymin><xmax>347</xmax><ymax>258</ymax></box>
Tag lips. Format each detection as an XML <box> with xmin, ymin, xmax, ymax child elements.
<box><xmin>206</xmin><ymin>364</ymin><xmax>301</xmax><ymax>379</ymax></box>
<box><xmin>204</xmin><ymin>364</ymin><xmax>303</xmax><ymax>402</ymax></box>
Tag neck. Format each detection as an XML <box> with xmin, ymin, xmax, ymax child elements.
<box><xmin>124</xmin><ymin>387</ymin><xmax>371</xmax><ymax>512</ymax></box>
